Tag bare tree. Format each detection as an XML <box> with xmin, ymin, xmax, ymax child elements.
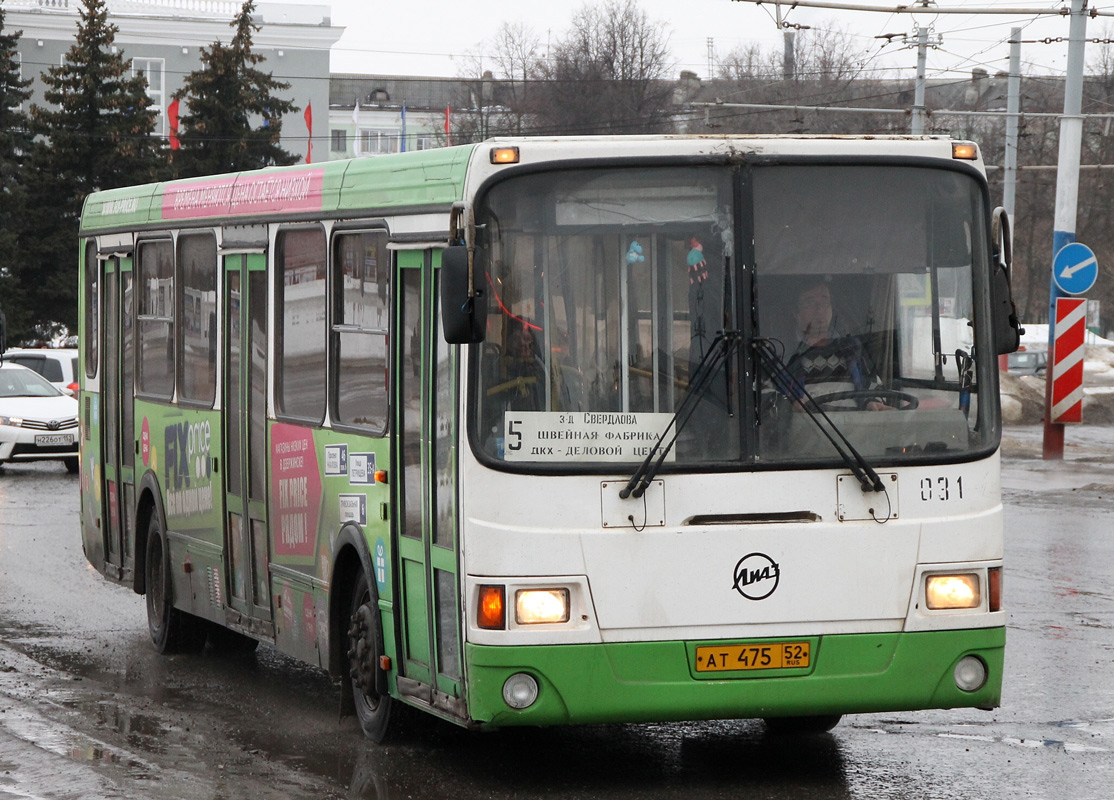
<box><xmin>709</xmin><ymin>23</ymin><xmax>888</xmax><ymax>135</ymax></box>
<box><xmin>529</xmin><ymin>0</ymin><xmax>674</xmax><ymax>135</ymax></box>
<box><xmin>453</xmin><ymin>22</ymin><xmax>541</xmax><ymax>142</ymax></box>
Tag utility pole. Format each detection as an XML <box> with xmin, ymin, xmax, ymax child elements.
<box><xmin>1002</xmin><ymin>29</ymin><xmax>1022</xmax><ymax>372</ymax></box>
<box><xmin>1043</xmin><ymin>0</ymin><xmax>1089</xmax><ymax>460</ymax></box>
<box><xmin>1003</xmin><ymin>29</ymin><xmax>1021</xmax><ymax>219</ymax></box>
<box><xmin>910</xmin><ymin>24</ymin><xmax>932</xmax><ymax>133</ymax></box>
<box><xmin>783</xmin><ymin>31</ymin><xmax>796</xmax><ymax>81</ymax></box>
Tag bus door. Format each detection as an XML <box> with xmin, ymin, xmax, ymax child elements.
<box><xmin>222</xmin><ymin>252</ymin><xmax>273</xmax><ymax>631</ymax></box>
<box><xmin>100</xmin><ymin>252</ymin><xmax>135</xmax><ymax>581</ymax></box>
<box><xmin>394</xmin><ymin>248</ymin><xmax>464</xmax><ymax>715</ymax></box>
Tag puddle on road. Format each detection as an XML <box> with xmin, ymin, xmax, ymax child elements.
<box><xmin>0</xmin><ymin>703</ymin><xmax>156</xmax><ymax>778</ymax></box>
<box><xmin>56</xmin><ymin>697</ymin><xmax>169</xmax><ymax>755</ymax></box>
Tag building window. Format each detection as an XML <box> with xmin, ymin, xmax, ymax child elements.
<box><xmin>415</xmin><ymin>136</ymin><xmax>434</xmax><ymax>151</ymax></box>
<box><xmin>331</xmin><ymin>129</ymin><xmax>347</xmax><ymax>152</ymax></box>
<box><xmin>362</xmin><ymin>129</ymin><xmax>399</xmax><ymax>155</ymax></box>
<box><xmin>12</xmin><ymin>53</ymin><xmax>22</xmax><ymax>111</ymax></box>
<box><xmin>132</xmin><ymin>57</ymin><xmax>166</xmax><ymax>135</ymax></box>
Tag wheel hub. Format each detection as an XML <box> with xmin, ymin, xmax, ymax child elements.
<box><xmin>347</xmin><ymin>603</ymin><xmax>377</xmax><ymax>693</ymax></box>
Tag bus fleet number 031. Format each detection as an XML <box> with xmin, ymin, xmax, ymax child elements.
<box><xmin>920</xmin><ymin>476</ymin><xmax>964</xmax><ymax>502</ymax></box>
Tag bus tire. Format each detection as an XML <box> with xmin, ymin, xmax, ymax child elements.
<box><xmin>346</xmin><ymin>570</ymin><xmax>393</xmax><ymax>742</ymax></box>
<box><xmin>144</xmin><ymin>514</ymin><xmax>206</xmax><ymax>654</ymax></box>
<box><xmin>762</xmin><ymin>714</ymin><xmax>842</xmax><ymax>735</ymax></box>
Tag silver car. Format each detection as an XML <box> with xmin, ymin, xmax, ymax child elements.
<box><xmin>1007</xmin><ymin>349</ymin><xmax>1047</xmax><ymax>376</ymax></box>
<box><xmin>0</xmin><ymin>362</ymin><xmax>80</xmax><ymax>473</ymax></box>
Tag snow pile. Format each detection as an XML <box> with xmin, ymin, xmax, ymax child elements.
<box><xmin>1018</xmin><ymin>323</ymin><xmax>1114</xmax><ymax>348</ymax></box>
<box><xmin>1001</xmin><ymin>323</ymin><xmax>1114</xmax><ymax>424</ymax></box>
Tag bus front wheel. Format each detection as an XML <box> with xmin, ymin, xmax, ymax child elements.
<box><xmin>144</xmin><ymin>513</ymin><xmax>206</xmax><ymax>654</ymax></box>
<box><xmin>347</xmin><ymin>571</ymin><xmax>393</xmax><ymax>742</ymax></box>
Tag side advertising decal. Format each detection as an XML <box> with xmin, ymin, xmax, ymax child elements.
<box><xmin>271</xmin><ymin>423</ymin><xmax>323</xmax><ymax>558</ymax></box>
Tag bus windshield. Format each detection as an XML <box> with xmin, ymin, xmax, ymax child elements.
<box><xmin>471</xmin><ymin>163</ymin><xmax>996</xmax><ymax>470</ymax></box>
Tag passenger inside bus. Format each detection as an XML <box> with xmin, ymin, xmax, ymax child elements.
<box><xmin>484</xmin><ymin>317</ymin><xmax>546</xmax><ymax>410</ymax></box>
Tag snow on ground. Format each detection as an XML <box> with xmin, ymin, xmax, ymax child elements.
<box><xmin>1001</xmin><ymin>323</ymin><xmax>1114</xmax><ymax>423</ymax></box>
<box><xmin>1015</xmin><ymin>323</ymin><xmax>1114</xmax><ymax>383</ymax></box>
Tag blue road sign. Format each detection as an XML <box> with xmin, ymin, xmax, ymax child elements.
<box><xmin>1052</xmin><ymin>242</ymin><xmax>1098</xmax><ymax>295</ymax></box>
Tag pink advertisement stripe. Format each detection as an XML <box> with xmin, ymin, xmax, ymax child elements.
<box><xmin>162</xmin><ymin>168</ymin><xmax>326</xmax><ymax>220</ymax></box>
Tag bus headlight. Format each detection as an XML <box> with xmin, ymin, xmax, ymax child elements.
<box><xmin>926</xmin><ymin>573</ymin><xmax>980</xmax><ymax>610</ymax></box>
<box><xmin>515</xmin><ymin>588</ymin><xmax>570</xmax><ymax>624</ymax></box>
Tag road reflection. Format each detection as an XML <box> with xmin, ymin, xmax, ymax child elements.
<box><xmin>340</xmin><ymin>718</ymin><xmax>851</xmax><ymax>800</ymax></box>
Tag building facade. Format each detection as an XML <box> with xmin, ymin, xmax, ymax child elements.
<box><xmin>329</xmin><ymin>74</ymin><xmax>458</xmax><ymax>160</ymax></box>
<box><xmin>7</xmin><ymin>0</ymin><xmax>342</xmax><ymax>164</ymax></box>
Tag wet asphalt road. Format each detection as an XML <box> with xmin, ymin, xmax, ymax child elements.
<box><xmin>0</xmin><ymin>426</ymin><xmax>1112</xmax><ymax>799</ymax></box>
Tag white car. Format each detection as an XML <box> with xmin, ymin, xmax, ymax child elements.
<box><xmin>2</xmin><ymin>348</ymin><xmax>80</xmax><ymax>395</ymax></box>
<box><xmin>0</xmin><ymin>362</ymin><xmax>80</xmax><ymax>473</ymax></box>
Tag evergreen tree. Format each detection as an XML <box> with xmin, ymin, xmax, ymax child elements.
<box><xmin>0</xmin><ymin>9</ymin><xmax>32</xmax><ymax>341</ymax></box>
<box><xmin>21</xmin><ymin>0</ymin><xmax>161</xmax><ymax>338</ymax></box>
<box><xmin>173</xmin><ymin>0</ymin><xmax>298</xmax><ymax>178</ymax></box>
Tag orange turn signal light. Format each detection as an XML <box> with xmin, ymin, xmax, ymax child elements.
<box><xmin>988</xmin><ymin>567</ymin><xmax>1001</xmax><ymax>613</ymax></box>
<box><xmin>374</xmin><ymin>470</ymin><xmax>388</xmax><ymax>484</ymax></box>
<box><xmin>952</xmin><ymin>142</ymin><xmax>978</xmax><ymax>160</ymax></box>
<box><xmin>478</xmin><ymin>585</ymin><xmax>506</xmax><ymax>629</ymax></box>
<box><xmin>490</xmin><ymin>146</ymin><xmax>520</xmax><ymax>165</ymax></box>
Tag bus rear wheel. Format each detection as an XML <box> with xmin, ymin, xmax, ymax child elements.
<box><xmin>347</xmin><ymin>571</ymin><xmax>393</xmax><ymax>742</ymax></box>
<box><xmin>762</xmin><ymin>714</ymin><xmax>842</xmax><ymax>735</ymax></box>
<box><xmin>144</xmin><ymin>513</ymin><xmax>207</xmax><ymax>654</ymax></box>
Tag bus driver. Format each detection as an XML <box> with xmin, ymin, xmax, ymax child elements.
<box><xmin>781</xmin><ymin>279</ymin><xmax>891</xmax><ymax>411</ymax></box>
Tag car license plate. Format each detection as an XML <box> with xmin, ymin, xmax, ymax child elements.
<box><xmin>694</xmin><ymin>641</ymin><xmax>811</xmax><ymax>673</ymax></box>
<box><xmin>35</xmin><ymin>433</ymin><xmax>73</xmax><ymax>446</ymax></box>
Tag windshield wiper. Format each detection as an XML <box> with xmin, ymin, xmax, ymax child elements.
<box><xmin>620</xmin><ymin>330</ymin><xmax>740</xmax><ymax>500</ymax></box>
<box><xmin>754</xmin><ymin>338</ymin><xmax>885</xmax><ymax>493</ymax></box>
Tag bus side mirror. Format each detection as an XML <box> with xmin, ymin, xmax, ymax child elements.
<box><xmin>990</xmin><ymin>207</ymin><xmax>1023</xmax><ymax>355</ymax></box>
<box><xmin>992</xmin><ymin>265</ymin><xmax>1022</xmax><ymax>355</ymax></box>
<box><xmin>441</xmin><ymin>245</ymin><xmax>486</xmax><ymax>344</ymax></box>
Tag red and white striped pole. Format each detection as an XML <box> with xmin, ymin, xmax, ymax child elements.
<box><xmin>1050</xmin><ymin>297</ymin><xmax>1086</xmax><ymax>424</ymax></box>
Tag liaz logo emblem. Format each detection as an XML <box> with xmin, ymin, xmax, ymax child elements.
<box><xmin>733</xmin><ymin>552</ymin><xmax>780</xmax><ymax>600</ymax></box>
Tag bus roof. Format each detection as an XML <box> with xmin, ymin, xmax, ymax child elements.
<box><xmin>80</xmin><ymin>135</ymin><xmax>981</xmax><ymax>234</ymax></box>
<box><xmin>79</xmin><ymin>144</ymin><xmax>477</xmax><ymax>233</ymax></box>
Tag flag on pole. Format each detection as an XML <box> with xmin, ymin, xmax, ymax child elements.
<box><xmin>304</xmin><ymin>102</ymin><xmax>313</xmax><ymax>164</ymax></box>
<box><xmin>352</xmin><ymin>100</ymin><xmax>361</xmax><ymax>156</ymax></box>
<box><xmin>400</xmin><ymin>103</ymin><xmax>407</xmax><ymax>153</ymax></box>
<box><xmin>445</xmin><ymin>105</ymin><xmax>451</xmax><ymax>146</ymax></box>
<box><xmin>168</xmin><ymin>98</ymin><xmax>180</xmax><ymax>150</ymax></box>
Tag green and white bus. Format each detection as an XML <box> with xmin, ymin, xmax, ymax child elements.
<box><xmin>79</xmin><ymin>135</ymin><xmax>1022</xmax><ymax>740</ymax></box>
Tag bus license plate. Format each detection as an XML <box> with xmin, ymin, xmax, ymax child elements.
<box><xmin>695</xmin><ymin>642</ymin><xmax>811</xmax><ymax>673</ymax></box>
<box><xmin>35</xmin><ymin>434</ymin><xmax>72</xmax><ymax>446</ymax></box>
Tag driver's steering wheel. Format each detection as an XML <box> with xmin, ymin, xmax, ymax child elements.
<box><xmin>809</xmin><ymin>389</ymin><xmax>919</xmax><ymax>411</ymax></box>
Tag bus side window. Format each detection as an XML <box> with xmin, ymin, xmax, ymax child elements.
<box><xmin>177</xmin><ymin>233</ymin><xmax>217</xmax><ymax>406</ymax></box>
<box><xmin>332</xmin><ymin>230</ymin><xmax>389</xmax><ymax>432</ymax></box>
<box><xmin>275</xmin><ymin>227</ymin><xmax>328</xmax><ymax>423</ymax></box>
<box><xmin>136</xmin><ymin>239</ymin><xmax>175</xmax><ymax>399</ymax></box>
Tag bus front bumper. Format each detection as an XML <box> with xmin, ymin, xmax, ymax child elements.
<box><xmin>463</xmin><ymin>628</ymin><xmax>1004</xmax><ymax>728</ymax></box>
